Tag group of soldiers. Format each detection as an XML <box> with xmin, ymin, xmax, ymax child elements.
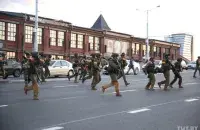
<box><xmin>145</xmin><ymin>54</ymin><xmax>184</xmax><ymax>91</ymax></box>
<box><xmin>1</xmin><ymin>50</ymin><xmax>200</xmax><ymax>100</ymax></box>
<box><xmin>22</xmin><ymin>51</ymin><xmax>51</xmax><ymax>100</ymax></box>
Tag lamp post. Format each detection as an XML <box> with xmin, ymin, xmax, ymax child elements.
<box><xmin>33</xmin><ymin>0</ymin><xmax>39</xmax><ymax>52</ymax></box>
<box><xmin>137</xmin><ymin>5</ymin><xmax>160</xmax><ymax>60</ymax></box>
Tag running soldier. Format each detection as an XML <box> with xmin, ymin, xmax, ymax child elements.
<box><xmin>117</xmin><ymin>53</ymin><xmax>130</xmax><ymax>86</ymax></box>
<box><xmin>126</xmin><ymin>57</ymin><xmax>135</xmax><ymax>75</ymax></box>
<box><xmin>145</xmin><ymin>57</ymin><xmax>156</xmax><ymax>90</ymax></box>
<box><xmin>22</xmin><ymin>51</ymin><xmax>31</xmax><ymax>88</ymax></box>
<box><xmin>24</xmin><ymin>52</ymin><xmax>42</xmax><ymax>100</ymax></box>
<box><xmin>158</xmin><ymin>54</ymin><xmax>171</xmax><ymax>91</ymax></box>
<box><xmin>90</xmin><ymin>53</ymin><xmax>101</xmax><ymax>90</ymax></box>
<box><xmin>68</xmin><ymin>53</ymin><xmax>80</xmax><ymax>83</ymax></box>
<box><xmin>79</xmin><ymin>55</ymin><xmax>87</xmax><ymax>80</ymax></box>
<box><xmin>169</xmin><ymin>58</ymin><xmax>183</xmax><ymax>88</ymax></box>
<box><xmin>102</xmin><ymin>53</ymin><xmax>122</xmax><ymax>96</ymax></box>
<box><xmin>44</xmin><ymin>55</ymin><xmax>51</xmax><ymax>78</ymax></box>
<box><xmin>82</xmin><ymin>55</ymin><xmax>93</xmax><ymax>83</ymax></box>
<box><xmin>193</xmin><ymin>56</ymin><xmax>200</xmax><ymax>78</ymax></box>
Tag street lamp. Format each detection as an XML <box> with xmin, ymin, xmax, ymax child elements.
<box><xmin>136</xmin><ymin>5</ymin><xmax>160</xmax><ymax>60</ymax></box>
<box><xmin>33</xmin><ymin>0</ymin><xmax>39</xmax><ymax>52</ymax></box>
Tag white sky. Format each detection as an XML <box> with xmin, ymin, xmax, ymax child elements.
<box><xmin>0</xmin><ymin>0</ymin><xmax>199</xmax><ymax>60</ymax></box>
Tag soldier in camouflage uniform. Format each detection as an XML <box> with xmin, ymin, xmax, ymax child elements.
<box><xmin>68</xmin><ymin>53</ymin><xmax>80</xmax><ymax>83</ymax></box>
<box><xmin>39</xmin><ymin>54</ymin><xmax>46</xmax><ymax>82</ymax></box>
<box><xmin>158</xmin><ymin>54</ymin><xmax>171</xmax><ymax>91</ymax></box>
<box><xmin>169</xmin><ymin>58</ymin><xmax>183</xmax><ymax>88</ymax></box>
<box><xmin>44</xmin><ymin>55</ymin><xmax>51</xmax><ymax>78</ymax></box>
<box><xmin>22</xmin><ymin>51</ymin><xmax>31</xmax><ymax>88</ymax></box>
<box><xmin>90</xmin><ymin>53</ymin><xmax>101</xmax><ymax>90</ymax></box>
<box><xmin>82</xmin><ymin>56</ymin><xmax>93</xmax><ymax>83</ymax></box>
<box><xmin>24</xmin><ymin>52</ymin><xmax>43</xmax><ymax>100</ymax></box>
<box><xmin>79</xmin><ymin>55</ymin><xmax>87</xmax><ymax>80</ymax></box>
<box><xmin>145</xmin><ymin>57</ymin><xmax>156</xmax><ymax>90</ymax></box>
<box><xmin>117</xmin><ymin>53</ymin><xmax>130</xmax><ymax>86</ymax></box>
<box><xmin>0</xmin><ymin>53</ymin><xmax>6</xmax><ymax>79</ymax></box>
<box><xmin>102</xmin><ymin>53</ymin><xmax>122</xmax><ymax>96</ymax></box>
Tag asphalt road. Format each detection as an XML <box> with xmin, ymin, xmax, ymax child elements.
<box><xmin>0</xmin><ymin>70</ymin><xmax>200</xmax><ymax>130</ymax></box>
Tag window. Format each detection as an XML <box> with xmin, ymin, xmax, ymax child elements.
<box><xmin>54</xmin><ymin>61</ymin><xmax>61</xmax><ymax>67</ymax></box>
<box><xmin>50</xmin><ymin>30</ymin><xmax>56</xmax><ymax>46</ymax></box>
<box><xmin>132</xmin><ymin>43</ymin><xmax>136</xmax><ymax>54</ymax></box>
<box><xmin>0</xmin><ymin>22</ymin><xmax>5</xmax><ymax>40</ymax></box>
<box><xmin>25</xmin><ymin>26</ymin><xmax>33</xmax><ymax>43</ymax></box>
<box><xmin>61</xmin><ymin>61</ymin><xmax>68</xmax><ymax>66</ymax></box>
<box><xmin>143</xmin><ymin>45</ymin><xmax>146</xmax><ymax>56</ymax></box>
<box><xmin>58</xmin><ymin>31</ymin><xmax>64</xmax><ymax>46</ymax></box>
<box><xmin>165</xmin><ymin>48</ymin><xmax>170</xmax><ymax>54</ymax></box>
<box><xmin>7</xmin><ymin>23</ymin><xmax>16</xmax><ymax>41</ymax></box>
<box><xmin>136</xmin><ymin>44</ymin><xmax>139</xmax><ymax>54</ymax></box>
<box><xmin>57</xmin><ymin>55</ymin><xmax>63</xmax><ymax>60</ymax></box>
<box><xmin>157</xmin><ymin>47</ymin><xmax>161</xmax><ymax>57</ymax></box>
<box><xmin>6</xmin><ymin>52</ymin><xmax>15</xmax><ymax>59</ymax></box>
<box><xmin>89</xmin><ymin>36</ymin><xmax>94</xmax><ymax>50</ymax></box>
<box><xmin>94</xmin><ymin>37</ymin><xmax>100</xmax><ymax>51</ymax></box>
<box><xmin>71</xmin><ymin>33</ymin><xmax>76</xmax><ymax>48</ymax></box>
<box><xmin>153</xmin><ymin>46</ymin><xmax>157</xmax><ymax>57</ymax></box>
<box><xmin>51</xmin><ymin>55</ymin><xmax>56</xmax><ymax>59</ymax></box>
<box><xmin>77</xmin><ymin>34</ymin><xmax>83</xmax><ymax>49</ymax></box>
<box><xmin>37</xmin><ymin>28</ymin><xmax>42</xmax><ymax>44</ymax></box>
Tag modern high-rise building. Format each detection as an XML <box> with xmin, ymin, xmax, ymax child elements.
<box><xmin>165</xmin><ymin>33</ymin><xmax>193</xmax><ymax>61</ymax></box>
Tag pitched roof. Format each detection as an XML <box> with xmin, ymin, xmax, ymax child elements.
<box><xmin>91</xmin><ymin>14</ymin><xmax>111</xmax><ymax>31</ymax></box>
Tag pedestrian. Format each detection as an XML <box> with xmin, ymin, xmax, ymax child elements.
<box><xmin>44</xmin><ymin>55</ymin><xmax>51</xmax><ymax>78</ymax></box>
<box><xmin>117</xmin><ymin>53</ymin><xmax>130</xmax><ymax>86</ymax></box>
<box><xmin>90</xmin><ymin>53</ymin><xmax>101</xmax><ymax>90</ymax></box>
<box><xmin>68</xmin><ymin>53</ymin><xmax>80</xmax><ymax>83</ymax></box>
<box><xmin>145</xmin><ymin>57</ymin><xmax>156</xmax><ymax>90</ymax></box>
<box><xmin>169</xmin><ymin>58</ymin><xmax>183</xmax><ymax>88</ymax></box>
<box><xmin>0</xmin><ymin>53</ymin><xmax>7</xmax><ymax>79</ymax></box>
<box><xmin>82</xmin><ymin>56</ymin><xmax>93</xmax><ymax>83</ymax></box>
<box><xmin>24</xmin><ymin>52</ymin><xmax>42</xmax><ymax>100</ymax></box>
<box><xmin>126</xmin><ymin>57</ymin><xmax>135</xmax><ymax>75</ymax></box>
<box><xmin>102</xmin><ymin>53</ymin><xmax>122</xmax><ymax>96</ymax></box>
<box><xmin>193</xmin><ymin>56</ymin><xmax>200</xmax><ymax>78</ymax></box>
<box><xmin>158</xmin><ymin>54</ymin><xmax>171</xmax><ymax>91</ymax></box>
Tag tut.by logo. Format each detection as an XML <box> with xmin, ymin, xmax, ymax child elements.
<box><xmin>177</xmin><ymin>126</ymin><xmax>198</xmax><ymax>130</ymax></box>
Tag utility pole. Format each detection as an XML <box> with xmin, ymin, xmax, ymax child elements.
<box><xmin>33</xmin><ymin>0</ymin><xmax>38</xmax><ymax>52</ymax></box>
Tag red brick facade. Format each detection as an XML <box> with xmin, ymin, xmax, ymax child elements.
<box><xmin>0</xmin><ymin>12</ymin><xmax>180</xmax><ymax>61</ymax></box>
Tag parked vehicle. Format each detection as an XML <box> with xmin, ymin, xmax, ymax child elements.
<box><xmin>103</xmin><ymin>59</ymin><xmax>141</xmax><ymax>75</ymax></box>
<box><xmin>47</xmin><ymin>60</ymin><xmax>74</xmax><ymax>77</ymax></box>
<box><xmin>142</xmin><ymin>60</ymin><xmax>162</xmax><ymax>74</ymax></box>
<box><xmin>187</xmin><ymin>61</ymin><xmax>196</xmax><ymax>69</ymax></box>
<box><xmin>0</xmin><ymin>59</ymin><xmax>22</xmax><ymax>78</ymax></box>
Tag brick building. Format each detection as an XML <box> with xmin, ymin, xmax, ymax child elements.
<box><xmin>0</xmin><ymin>11</ymin><xmax>180</xmax><ymax>61</ymax></box>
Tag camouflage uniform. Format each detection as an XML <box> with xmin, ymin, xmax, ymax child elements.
<box><xmin>44</xmin><ymin>55</ymin><xmax>51</xmax><ymax>78</ymax></box>
<box><xmin>170</xmin><ymin>58</ymin><xmax>183</xmax><ymax>88</ymax></box>
<box><xmin>90</xmin><ymin>53</ymin><xmax>101</xmax><ymax>90</ymax></box>
<box><xmin>158</xmin><ymin>54</ymin><xmax>171</xmax><ymax>91</ymax></box>
<box><xmin>24</xmin><ymin>52</ymin><xmax>41</xmax><ymax>100</ymax></box>
<box><xmin>0</xmin><ymin>53</ymin><xmax>7</xmax><ymax>79</ymax></box>
<box><xmin>145</xmin><ymin>57</ymin><xmax>156</xmax><ymax>90</ymax></box>
<box><xmin>117</xmin><ymin>53</ymin><xmax>130</xmax><ymax>86</ymax></box>
<box><xmin>193</xmin><ymin>56</ymin><xmax>200</xmax><ymax>78</ymax></box>
<box><xmin>68</xmin><ymin>53</ymin><xmax>80</xmax><ymax>83</ymax></box>
<box><xmin>82</xmin><ymin>56</ymin><xmax>93</xmax><ymax>83</ymax></box>
<box><xmin>102</xmin><ymin>53</ymin><xmax>122</xmax><ymax>96</ymax></box>
<box><xmin>22</xmin><ymin>52</ymin><xmax>31</xmax><ymax>87</ymax></box>
<box><xmin>79</xmin><ymin>55</ymin><xmax>87</xmax><ymax>80</ymax></box>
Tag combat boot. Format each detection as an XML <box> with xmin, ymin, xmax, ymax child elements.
<box><xmin>169</xmin><ymin>84</ymin><xmax>173</xmax><ymax>88</ymax></box>
<box><xmin>91</xmin><ymin>87</ymin><xmax>97</xmax><ymax>90</ymax></box>
<box><xmin>24</xmin><ymin>85</ymin><xmax>33</xmax><ymax>95</ymax></box>
<box><xmin>179</xmin><ymin>86</ymin><xmax>183</xmax><ymax>88</ymax></box>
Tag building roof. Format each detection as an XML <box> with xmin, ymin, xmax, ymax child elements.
<box><xmin>91</xmin><ymin>14</ymin><xmax>111</xmax><ymax>31</ymax></box>
<box><xmin>171</xmin><ymin>33</ymin><xmax>193</xmax><ymax>37</ymax></box>
<box><xmin>0</xmin><ymin>10</ymin><xmax>71</xmax><ymax>24</ymax></box>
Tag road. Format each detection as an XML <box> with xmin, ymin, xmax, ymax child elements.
<box><xmin>0</xmin><ymin>70</ymin><xmax>200</xmax><ymax>130</ymax></box>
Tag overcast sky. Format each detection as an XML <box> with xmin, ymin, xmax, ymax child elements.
<box><xmin>0</xmin><ymin>0</ymin><xmax>199</xmax><ymax>60</ymax></box>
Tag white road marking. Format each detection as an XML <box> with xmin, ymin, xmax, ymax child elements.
<box><xmin>127</xmin><ymin>108</ymin><xmax>151</xmax><ymax>114</ymax></box>
<box><xmin>53</xmin><ymin>86</ymin><xmax>65</xmax><ymax>88</ymax></box>
<box><xmin>184</xmin><ymin>98</ymin><xmax>199</xmax><ymax>102</ymax></box>
<box><xmin>43</xmin><ymin>126</ymin><xmax>64</xmax><ymax>130</ymax></box>
<box><xmin>184</xmin><ymin>83</ymin><xmax>200</xmax><ymax>85</ymax></box>
<box><xmin>40</xmin><ymin>98</ymin><xmax>185</xmax><ymax>129</ymax></box>
<box><xmin>0</xmin><ymin>105</ymin><xmax>8</xmax><ymax>108</ymax></box>
<box><xmin>53</xmin><ymin>85</ymin><xmax>78</xmax><ymax>88</ymax></box>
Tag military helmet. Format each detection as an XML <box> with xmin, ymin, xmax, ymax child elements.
<box><xmin>74</xmin><ymin>53</ymin><xmax>78</xmax><ymax>57</ymax></box>
<box><xmin>149</xmin><ymin>57</ymin><xmax>154</xmax><ymax>61</ymax></box>
<box><xmin>121</xmin><ymin>53</ymin><xmax>125</xmax><ymax>57</ymax></box>
<box><xmin>111</xmin><ymin>53</ymin><xmax>119</xmax><ymax>58</ymax></box>
<box><xmin>177</xmin><ymin>58</ymin><xmax>182</xmax><ymax>62</ymax></box>
<box><xmin>24</xmin><ymin>51</ymin><xmax>31</xmax><ymax>56</ymax></box>
<box><xmin>90</xmin><ymin>53</ymin><xmax>96</xmax><ymax>58</ymax></box>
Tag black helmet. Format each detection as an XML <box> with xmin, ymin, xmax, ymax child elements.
<box><xmin>121</xmin><ymin>53</ymin><xmax>125</xmax><ymax>57</ymax></box>
<box><xmin>112</xmin><ymin>53</ymin><xmax>119</xmax><ymax>58</ymax></box>
<box><xmin>177</xmin><ymin>58</ymin><xmax>182</xmax><ymax>62</ymax></box>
